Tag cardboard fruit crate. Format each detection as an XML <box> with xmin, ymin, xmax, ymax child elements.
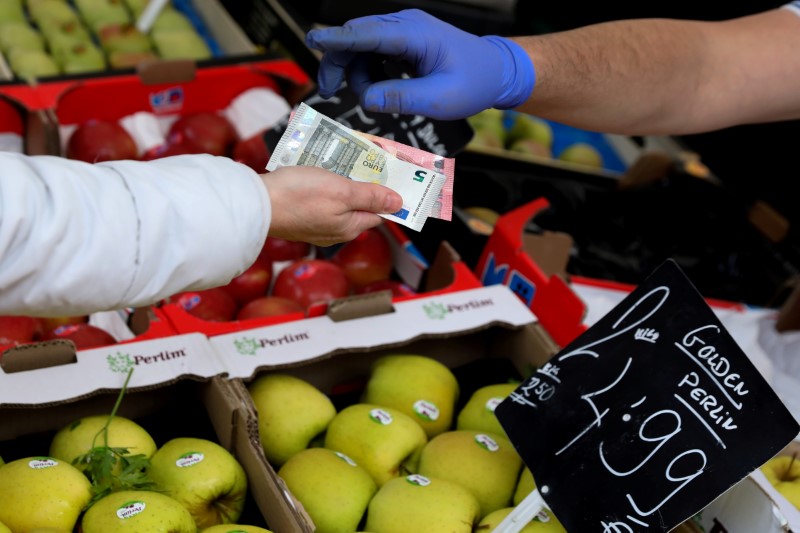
<box><xmin>0</xmin><ymin>306</ymin><xmax>177</xmax><ymax>360</ymax></box>
<box><xmin>0</xmin><ymin>326</ymin><xmax>281</xmax><ymax>529</ymax></box>
<box><xmin>209</xmin><ymin>283</ymin><xmax>551</xmax><ymax>532</ymax></box>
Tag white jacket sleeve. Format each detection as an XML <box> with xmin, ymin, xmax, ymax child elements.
<box><xmin>0</xmin><ymin>152</ymin><xmax>271</xmax><ymax>316</ymax></box>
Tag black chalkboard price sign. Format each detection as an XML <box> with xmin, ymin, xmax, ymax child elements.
<box><xmin>495</xmin><ymin>259</ymin><xmax>800</xmax><ymax>532</ymax></box>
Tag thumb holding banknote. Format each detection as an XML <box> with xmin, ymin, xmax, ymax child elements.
<box><xmin>262</xmin><ymin>166</ymin><xmax>403</xmax><ymax>247</ymax></box>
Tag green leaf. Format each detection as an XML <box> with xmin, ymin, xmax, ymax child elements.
<box><xmin>75</xmin><ymin>368</ymin><xmax>161</xmax><ymax>508</ymax></box>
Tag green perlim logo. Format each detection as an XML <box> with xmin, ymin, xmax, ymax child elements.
<box><xmin>107</xmin><ymin>352</ymin><xmax>134</xmax><ymax>373</ymax></box>
<box><xmin>234</xmin><ymin>337</ymin><xmax>259</xmax><ymax>356</ymax></box>
<box><xmin>423</xmin><ymin>302</ymin><xmax>449</xmax><ymax>320</ymax></box>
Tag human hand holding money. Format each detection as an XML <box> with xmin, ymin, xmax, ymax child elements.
<box><xmin>266</xmin><ymin>103</ymin><xmax>453</xmax><ymax>231</ymax></box>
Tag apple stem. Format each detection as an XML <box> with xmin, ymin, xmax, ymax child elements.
<box><xmin>92</xmin><ymin>367</ymin><xmax>134</xmax><ymax>449</ymax></box>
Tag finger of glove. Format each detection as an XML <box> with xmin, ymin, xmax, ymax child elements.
<box><xmin>361</xmin><ymin>76</ymin><xmax>476</xmax><ymax>120</ymax></box>
<box><xmin>317</xmin><ymin>50</ymin><xmax>356</xmax><ymax>97</ymax></box>
<box><xmin>345</xmin><ymin>53</ymin><xmax>377</xmax><ymax>100</ymax></box>
<box><xmin>306</xmin><ymin>16</ymin><xmax>425</xmax><ymax>59</ymax></box>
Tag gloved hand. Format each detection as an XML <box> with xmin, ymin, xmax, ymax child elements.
<box><xmin>305</xmin><ymin>9</ymin><xmax>535</xmax><ymax>120</ymax></box>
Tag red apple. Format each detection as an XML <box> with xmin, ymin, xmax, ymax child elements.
<box><xmin>50</xmin><ymin>323</ymin><xmax>117</xmax><ymax>350</ymax></box>
<box><xmin>331</xmin><ymin>228</ymin><xmax>393</xmax><ymax>289</ymax></box>
<box><xmin>0</xmin><ymin>316</ymin><xmax>42</xmax><ymax>345</ymax></box>
<box><xmin>221</xmin><ymin>257</ymin><xmax>273</xmax><ymax>306</ymax></box>
<box><xmin>39</xmin><ymin>315</ymin><xmax>90</xmax><ymax>340</ymax></box>
<box><xmin>271</xmin><ymin>259</ymin><xmax>350</xmax><ymax>309</ymax></box>
<box><xmin>66</xmin><ymin>119</ymin><xmax>139</xmax><ymax>162</ymax></box>
<box><xmin>258</xmin><ymin>237</ymin><xmax>311</xmax><ymax>263</ymax></box>
<box><xmin>140</xmin><ymin>141</ymin><xmax>197</xmax><ymax>160</ymax></box>
<box><xmin>233</xmin><ymin>133</ymin><xmax>271</xmax><ymax>173</ymax></box>
<box><xmin>236</xmin><ymin>296</ymin><xmax>304</xmax><ymax>321</ymax></box>
<box><xmin>173</xmin><ymin>287</ymin><xmax>238</xmax><ymax>322</ymax></box>
<box><xmin>166</xmin><ymin>111</ymin><xmax>237</xmax><ymax>156</ymax></box>
<box><xmin>356</xmin><ymin>279</ymin><xmax>417</xmax><ymax>298</ymax></box>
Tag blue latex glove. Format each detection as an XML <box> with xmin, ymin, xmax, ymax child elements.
<box><xmin>305</xmin><ymin>9</ymin><xmax>535</xmax><ymax>120</ymax></box>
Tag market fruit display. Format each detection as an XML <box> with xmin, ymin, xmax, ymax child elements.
<box><xmin>323</xmin><ymin>403</ymin><xmax>428</xmax><ymax>487</ymax></box>
<box><xmin>66</xmin><ymin>119</ymin><xmax>139</xmax><ymax>163</ymax></box>
<box><xmin>363</xmin><ymin>354</ymin><xmax>460</xmax><ymax>438</ymax></box>
<box><xmin>0</xmin><ymin>1</ymin><xmax>214</xmax><ymax>79</ymax></box>
<box><xmin>271</xmin><ymin>258</ymin><xmax>351</xmax><ymax>309</ymax></box>
<box><xmin>242</xmin><ymin>353</ymin><xmax>562</xmax><ymax>531</ymax></box>
<box><xmin>478</xmin><ymin>506</ymin><xmax>566</xmax><ymax>532</ymax></box>
<box><xmin>44</xmin><ymin>323</ymin><xmax>118</xmax><ymax>349</ymax></box>
<box><xmin>0</xmin><ymin>456</ymin><xmax>92</xmax><ymax>531</ymax></box>
<box><xmin>81</xmin><ymin>489</ymin><xmax>196</xmax><ymax>533</ymax></box>
<box><xmin>514</xmin><ymin>465</ymin><xmax>537</xmax><ymax>506</ymax></box>
<box><xmin>248</xmin><ymin>373</ymin><xmax>337</xmax><ymax>467</ymax></box>
<box><xmin>456</xmin><ymin>382</ymin><xmax>519</xmax><ymax>438</ymax></box>
<box><xmin>467</xmin><ymin>108</ymin><xmax>607</xmax><ymax>170</ymax></box>
<box><xmin>148</xmin><ymin>437</ymin><xmax>248</xmax><ymax>529</ymax></box>
<box><xmin>330</xmin><ymin>227</ymin><xmax>393</xmax><ymax>290</ymax></box>
<box><xmin>760</xmin><ymin>454</ymin><xmax>800</xmax><ymax>509</ymax></box>
<box><xmin>417</xmin><ymin>430</ymin><xmax>523</xmax><ymax>517</ymax></box>
<box><xmin>364</xmin><ymin>474</ymin><xmax>481</xmax><ymax>533</ymax></box>
<box><xmin>0</xmin><ymin>314</ymin><xmax>118</xmax><ymax>353</ymax></box>
<box><xmin>49</xmin><ymin>414</ymin><xmax>157</xmax><ymax>470</ymax></box>
<box><xmin>277</xmin><ymin>448</ymin><xmax>377</xmax><ymax>533</ymax></box>
<box><xmin>202</xmin><ymin>525</ymin><xmax>274</xmax><ymax>533</ymax></box>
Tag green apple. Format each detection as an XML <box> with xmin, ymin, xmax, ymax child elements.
<box><xmin>248</xmin><ymin>372</ymin><xmax>337</xmax><ymax>467</ymax></box>
<box><xmin>476</xmin><ymin>506</ymin><xmax>566</xmax><ymax>532</ymax></box>
<box><xmin>28</xmin><ymin>0</ymin><xmax>80</xmax><ymax>27</ymax></box>
<box><xmin>81</xmin><ymin>490</ymin><xmax>195</xmax><ymax>532</ymax></box>
<box><xmin>558</xmin><ymin>142</ymin><xmax>604</xmax><ymax>168</ymax></box>
<box><xmin>761</xmin><ymin>454</ymin><xmax>800</xmax><ymax>509</ymax></box>
<box><xmin>324</xmin><ymin>403</ymin><xmax>428</xmax><ymax>487</ymax></box>
<box><xmin>109</xmin><ymin>49</ymin><xmax>159</xmax><ymax>68</ymax></box>
<box><xmin>42</xmin><ymin>21</ymin><xmax>93</xmax><ymax>56</ymax></box>
<box><xmin>0</xmin><ymin>0</ymin><xmax>26</xmax><ymax>23</ymax></box>
<box><xmin>0</xmin><ymin>457</ymin><xmax>92</xmax><ymax>532</ymax></box>
<box><xmin>467</xmin><ymin>108</ymin><xmax>507</xmax><ymax>145</ymax></box>
<box><xmin>50</xmin><ymin>414</ymin><xmax>157</xmax><ymax>472</ymax></box>
<box><xmin>365</xmin><ymin>474</ymin><xmax>480</xmax><ymax>533</ymax></box>
<box><xmin>0</xmin><ymin>22</ymin><xmax>45</xmax><ymax>53</ymax></box>
<box><xmin>0</xmin><ymin>521</ymin><xmax>9</xmax><ymax>533</ymax></box>
<box><xmin>152</xmin><ymin>29</ymin><xmax>212</xmax><ymax>60</ymax></box>
<box><xmin>278</xmin><ymin>447</ymin><xmax>377</xmax><ymax>533</ymax></box>
<box><xmin>514</xmin><ymin>465</ymin><xmax>537</xmax><ymax>505</ymax></box>
<box><xmin>463</xmin><ymin>206</ymin><xmax>501</xmax><ymax>228</ymax></box>
<box><xmin>363</xmin><ymin>354</ymin><xmax>459</xmax><ymax>438</ymax></box>
<box><xmin>55</xmin><ymin>41</ymin><xmax>106</xmax><ymax>73</ymax></box>
<box><xmin>122</xmin><ymin>0</ymin><xmax>148</xmax><ymax>16</ymax></box>
<box><xmin>456</xmin><ymin>382</ymin><xmax>519</xmax><ymax>438</ymax></box>
<box><xmin>151</xmin><ymin>8</ymin><xmax>195</xmax><ymax>32</ymax></box>
<box><xmin>201</xmin><ymin>525</ymin><xmax>273</xmax><ymax>533</ymax></box>
<box><xmin>418</xmin><ymin>430</ymin><xmax>522</xmax><ymax>518</ymax></box>
<box><xmin>509</xmin><ymin>138</ymin><xmax>553</xmax><ymax>159</ymax></box>
<box><xmin>506</xmin><ymin>114</ymin><xmax>553</xmax><ymax>149</ymax></box>
<box><xmin>468</xmin><ymin>128</ymin><xmax>505</xmax><ymax>150</ymax></box>
<box><xmin>98</xmin><ymin>23</ymin><xmax>152</xmax><ymax>53</ymax></box>
<box><xmin>74</xmin><ymin>0</ymin><xmax>131</xmax><ymax>34</ymax></box>
<box><xmin>148</xmin><ymin>437</ymin><xmax>248</xmax><ymax>529</ymax></box>
<box><xmin>8</xmin><ymin>48</ymin><xmax>60</xmax><ymax>80</ymax></box>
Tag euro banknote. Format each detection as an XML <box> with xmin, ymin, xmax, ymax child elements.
<box><xmin>267</xmin><ymin>103</ymin><xmax>449</xmax><ymax>231</ymax></box>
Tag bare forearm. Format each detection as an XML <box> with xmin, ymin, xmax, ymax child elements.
<box><xmin>512</xmin><ymin>9</ymin><xmax>800</xmax><ymax>135</ymax></box>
